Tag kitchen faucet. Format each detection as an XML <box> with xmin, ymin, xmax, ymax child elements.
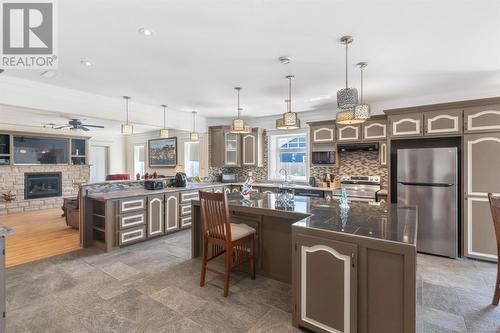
<box><xmin>278</xmin><ymin>168</ymin><xmax>288</xmax><ymax>185</ymax></box>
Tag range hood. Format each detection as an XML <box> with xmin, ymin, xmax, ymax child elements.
<box><xmin>338</xmin><ymin>143</ymin><xmax>379</xmax><ymax>152</ymax></box>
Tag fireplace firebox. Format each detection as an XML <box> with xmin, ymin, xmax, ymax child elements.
<box><xmin>24</xmin><ymin>172</ymin><xmax>62</xmax><ymax>200</ymax></box>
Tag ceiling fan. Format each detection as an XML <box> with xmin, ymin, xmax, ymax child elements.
<box><xmin>54</xmin><ymin>119</ymin><xmax>104</xmax><ymax>131</ymax></box>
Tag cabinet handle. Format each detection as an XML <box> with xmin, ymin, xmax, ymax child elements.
<box><xmin>351</xmin><ymin>253</ymin><xmax>355</xmax><ymax>268</ymax></box>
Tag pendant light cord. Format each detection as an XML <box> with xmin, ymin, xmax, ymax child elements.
<box><xmin>360</xmin><ymin>66</ymin><xmax>363</xmax><ymax>103</ymax></box>
<box><xmin>192</xmin><ymin>112</ymin><xmax>196</xmax><ymax>133</ymax></box>
<box><xmin>288</xmin><ymin>76</ymin><xmax>292</xmax><ymax>113</ymax></box>
<box><xmin>345</xmin><ymin>41</ymin><xmax>348</xmax><ymax>89</ymax></box>
<box><xmin>126</xmin><ymin>98</ymin><xmax>129</xmax><ymax>125</ymax></box>
<box><xmin>163</xmin><ymin>105</ymin><xmax>167</xmax><ymax>129</ymax></box>
<box><xmin>237</xmin><ymin>89</ymin><xmax>241</xmax><ymax>119</ymax></box>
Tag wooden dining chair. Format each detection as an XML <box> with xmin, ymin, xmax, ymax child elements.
<box><xmin>488</xmin><ymin>193</ymin><xmax>500</xmax><ymax>305</ymax></box>
<box><xmin>199</xmin><ymin>191</ymin><xmax>256</xmax><ymax>297</ymax></box>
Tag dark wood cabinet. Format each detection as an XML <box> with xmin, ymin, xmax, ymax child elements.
<box><xmin>147</xmin><ymin>194</ymin><xmax>164</xmax><ymax>237</ymax></box>
<box><xmin>165</xmin><ymin>192</ymin><xmax>179</xmax><ymax>233</ymax></box>
<box><xmin>389</xmin><ymin>113</ymin><xmax>423</xmax><ymax>138</ymax></box>
<box><xmin>424</xmin><ymin>109</ymin><xmax>463</xmax><ymax>136</ymax></box>
<box><xmin>337</xmin><ymin>124</ymin><xmax>361</xmax><ymax>142</ymax></box>
<box><xmin>464</xmin><ymin>104</ymin><xmax>500</xmax><ymax>133</ymax></box>
<box><xmin>311</xmin><ymin>125</ymin><xmax>336</xmax><ymax>143</ymax></box>
<box><xmin>362</xmin><ymin>119</ymin><xmax>387</xmax><ymax>140</ymax></box>
<box><xmin>294</xmin><ymin>234</ymin><xmax>357</xmax><ymax>333</ymax></box>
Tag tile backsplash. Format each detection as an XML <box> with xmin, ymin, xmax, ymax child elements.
<box><xmin>310</xmin><ymin>150</ymin><xmax>388</xmax><ymax>188</ymax></box>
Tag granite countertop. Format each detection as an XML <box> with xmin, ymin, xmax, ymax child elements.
<box><xmin>86</xmin><ymin>183</ymin><xmax>221</xmax><ymax>201</ymax></box>
<box><xmin>0</xmin><ymin>225</ymin><xmax>15</xmax><ymax>237</ymax></box>
<box><xmin>85</xmin><ymin>182</ymin><xmax>336</xmax><ymax>201</ymax></box>
<box><xmin>192</xmin><ymin>192</ymin><xmax>417</xmax><ymax>245</ymax></box>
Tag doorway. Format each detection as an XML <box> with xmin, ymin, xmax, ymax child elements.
<box><xmin>90</xmin><ymin>145</ymin><xmax>110</xmax><ymax>182</ymax></box>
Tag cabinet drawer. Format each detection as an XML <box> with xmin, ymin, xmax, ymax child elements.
<box><xmin>118</xmin><ymin>211</ymin><xmax>146</xmax><ymax>229</ymax></box>
<box><xmin>118</xmin><ymin>197</ymin><xmax>146</xmax><ymax>213</ymax></box>
<box><xmin>180</xmin><ymin>216</ymin><xmax>192</xmax><ymax>228</ymax></box>
<box><xmin>180</xmin><ymin>191</ymin><xmax>199</xmax><ymax>204</ymax></box>
<box><xmin>119</xmin><ymin>226</ymin><xmax>146</xmax><ymax>246</ymax></box>
<box><xmin>180</xmin><ymin>203</ymin><xmax>192</xmax><ymax>216</ymax></box>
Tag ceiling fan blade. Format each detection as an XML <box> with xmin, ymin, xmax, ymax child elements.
<box><xmin>82</xmin><ymin>124</ymin><xmax>105</xmax><ymax>128</ymax></box>
<box><xmin>54</xmin><ymin>125</ymin><xmax>71</xmax><ymax>129</ymax></box>
<box><xmin>80</xmin><ymin>127</ymin><xmax>90</xmax><ymax>131</ymax></box>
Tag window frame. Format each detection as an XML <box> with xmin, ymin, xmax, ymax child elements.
<box><xmin>267</xmin><ymin>129</ymin><xmax>309</xmax><ymax>182</ymax></box>
<box><xmin>133</xmin><ymin>144</ymin><xmax>145</xmax><ymax>178</ymax></box>
<box><xmin>184</xmin><ymin>141</ymin><xmax>200</xmax><ymax>177</ymax></box>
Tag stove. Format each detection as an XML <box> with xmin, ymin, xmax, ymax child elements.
<box><xmin>332</xmin><ymin>175</ymin><xmax>381</xmax><ymax>202</ymax></box>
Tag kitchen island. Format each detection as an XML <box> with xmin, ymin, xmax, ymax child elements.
<box><xmin>191</xmin><ymin>192</ymin><xmax>417</xmax><ymax>333</ymax></box>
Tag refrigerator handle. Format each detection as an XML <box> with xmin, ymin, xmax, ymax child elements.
<box><xmin>465</xmin><ymin>191</ymin><xmax>467</xmax><ymax>200</ymax></box>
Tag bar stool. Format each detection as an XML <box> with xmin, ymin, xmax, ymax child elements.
<box><xmin>199</xmin><ymin>191</ymin><xmax>256</xmax><ymax>297</ymax></box>
<box><xmin>488</xmin><ymin>193</ymin><xmax>500</xmax><ymax>305</ymax></box>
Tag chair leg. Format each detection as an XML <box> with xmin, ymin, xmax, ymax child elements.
<box><xmin>224</xmin><ymin>248</ymin><xmax>232</xmax><ymax>297</ymax></box>
<box><xmin>250</xmin><ymin>236</ymin><xmax>255</xmax><ymax>280</ymax></box>
<box><xmin>200</xmin><ymin>239</ymin><xmax>208</xmax><ymax>287</ymax></box>
<box><xmin>493</xmin><ymin>267</ymin><xmax>500</xmax><ymax>305</ymax></box>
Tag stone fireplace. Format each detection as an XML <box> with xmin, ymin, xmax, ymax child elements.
<box><xmin>24</xmin><ymin>172</ymin><xmax>62</xmax><ymax>200</ymax></box>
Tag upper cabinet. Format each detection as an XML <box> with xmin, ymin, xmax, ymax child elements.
<box><xmin>464</xmin><ymin>104</ymin><xmax>500</xmax><ymax>133</ymax></box>
<box><xmin>311</xmin><ymin>124</ymin><xmax>336</xmax><ymax>143</ymax></box>
<box><xmin>362</xmin><ymin>119</ymin><xmax>387</xmax><ymax>140</ymax></box>
<box><xmin>209</xmin><ymin>126</ymin><xmax>225</xmax><ymax>167</ymax></box>
<box><xmin>224</xmin><ymin>132</ymin><xmax>241</xmax><ymax>167</ymax></box>
<box><xmin>242</xmin><ymin>128</ymin><xmax>264</xmax><ymax>167</ymax></box>
<box><xmin>389</xmin><ymin>113</ymin><xmax>423</xmax><ymax>138</ymax></box>
<box><xmin>424</xmin><ymin>109</ymin><xmax>463</xmax><ymax>136</ymax></box>
<box><xmin>337</xmin><ymin>124</ymin><xmax>361</xmax><ymax>142</ymax></box>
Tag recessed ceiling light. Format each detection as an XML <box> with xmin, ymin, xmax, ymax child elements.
<box><xmin>138</xmin><ymin>28</ymin><xmax>154</xmax><ymax>37</ymax></box>
<box><xmin>279</xmin><ymin>56</ymin><xmax>291</xmax><ymax>64</ymax></box>
<box><xmin>40</xmin><ymin>70</ymin><xmax>57</xmax><ymax>78</ymax></box>
<box><xmin>80</xmin><ymin>59</ymin><xmax>94</xmax><ymax>67</ymax></box>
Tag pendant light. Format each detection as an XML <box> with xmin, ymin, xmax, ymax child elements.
<box><xmin>276</xmin><ymin>75</ymin><xmax>301</xmax><ymax>129</ymax></box>
<box><xmin>353</xmin><ymin>62</ymin><xmax>370</xmax><ymax>121</ymax></box>
<box><xmin>159</xmin><ymin>104</ymin><xmax>169</xmax><ymax>138</ymax></box>
<box><xmin>190</xmin><ymin>111</ymin><xmax>199</xmax><ymax>141</ymax></box>
<box><xmin>337</xmin><ymin>36</ymin><xmax>358</xmax><ymax>109</ymax></box>
<box><xmin>230</xmin><ymin>87</ymin><xmax>250</xmax><ymax>134</ymax></box>
<box><xmin>121</xmin><ymin>96</ymin><xmax>133</xmax><ymax>135</ymax></box>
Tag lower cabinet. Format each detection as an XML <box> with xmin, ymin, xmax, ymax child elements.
<box><xmin>165</xmin><ymin>192</ymin><xmax>179</xmax><ymax>233</ymax></box>
<box><xmin>294</xmin><ymin>234</ymin><xmax>357</xmax><ymax>333</ymax></box>
<box><xmin>119</xmin><ymin>226</ymin><xmax>146</xmax><ymax>246</ymax></box>
<box><xmin>147</xmin><ymin>194</ymin><xmax>164</xmax><ymax>237</ymax></box>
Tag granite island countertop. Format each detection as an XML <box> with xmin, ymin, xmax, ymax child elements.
<box><xmin>192</xmin><ymin>192</ymin><xmax>417</xmax><ymax>245</ymax></box>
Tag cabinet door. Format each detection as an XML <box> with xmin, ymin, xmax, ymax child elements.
<box><xmin>337</xmin><ymin>125</ymin><xmax>360</xmax><ymax>142</ymax></box>
<box><xmin>295</xmin><ymin>234</ymin><xmax>357</xmax><ymax>333</ymax></box>
<box><xmin>165</xmin><ymin>192</ymin><xmax>179</xmax><ymax>233</ymax></box>
<box><xmin>424</xmin><ymin>109</ymin><xmax>463</xmax><ymax>136</ymax></box>
<box><xmin>389</xmin><ymin>113</ymin><xmax>423</xmax><ymax>138</ymax></box>
<box><xmin>242</xmin><ymin>133</ymin><xmax>256</xmax><ymax>165</ymax></box>
<box><xmin>210</xmin><ymin>127</ymin><xmax>225</xmax><ymax>167</ymax></box>
<box><xmin>311</xmin><ymin>125</ymin><xmax>335</xmax><ymax>143</ymax></box>
<box><xmin>224</xmin><ymin>132</ymin><xmax>240</xmax><ymax>166</ymax></box>
<box><xmin>362</xmin><ymin>120</ymin><xmax>387</xmax><ymax>140</ymax></box>
<box><xmin>147</xmin><ymin>195</ymin><xmax>164</xmax><ymax>237</ymax></box>
<box><xmin>464</xmin><ymin>133</ymin><xmax>500</xmax><ymax>261</ymax></box>
<box><xmin>464</xmin><ymin>104</ymin><xmax>500</xmax><ymax>133</ymax></box>
<box><xmin>379</xmin><ymin>142</ymin><xmax>388</xmax><ymax>166</ymax></box>
<box><xmin>212</xmin><ymin>186</ymin><xmax>225</xmax><ymax>193</ymax></box>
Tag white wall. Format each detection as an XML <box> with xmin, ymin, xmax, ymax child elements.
<box><xmin>125</xmin><ymin>130</ymin><xmax>209</xmax><ymax>178</ymax></box>
<box><xmin>89</xmin><ymin>133</ymin><xmax>126</xmax><ymax>175</ymax></box>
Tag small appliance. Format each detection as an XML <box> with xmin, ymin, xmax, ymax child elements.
<box><xmin>311</xmin><ymin>151</ymin><xmax>336</xmax><ymax>165</ymax></box>
<box><xmin>144</xmin><ymin>180</ymin><xmax>166</xmax><ymax>190</ymax></box>
<box><xmin>308</xmin><ymin>176</ymin><xmax>316</xmax><ymax>187</ymax></box>
<box><xmin>221</xmin><ymin>173</ymin><xmax>238</xmax><ymax>183</ymax></box>
<box><xmin>175</xmin><ymin>172</ymin><xmax>188</xmax><ymax>187</ymax></box>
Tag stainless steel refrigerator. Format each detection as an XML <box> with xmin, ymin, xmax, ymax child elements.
<box><xmin>397</xmin><ymin>147</ymin><xmax>458</xmax><ymax>258</ymax></box>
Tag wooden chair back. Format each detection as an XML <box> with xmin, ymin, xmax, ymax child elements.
<box><xmin>488</xmin><ymin>193</ymin><xmax>500</xmax><ymax>253</ymax></box>
<box><xmin>199</xmin><ymin>191</ymin><xmax>231</xmax><ymax>242</ymax></box>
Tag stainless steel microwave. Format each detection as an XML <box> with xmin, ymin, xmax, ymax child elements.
<box><xmin>311</xmin><ymin>151</ymin><xmax>336</xmax><ymax>165</ymax></box>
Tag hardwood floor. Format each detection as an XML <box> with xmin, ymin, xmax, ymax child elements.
<box><xmin>2</xmin><ymin>208</ymin><xmax>80</xmax><ymax>267</ymax></box>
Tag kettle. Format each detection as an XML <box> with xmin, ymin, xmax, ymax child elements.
<box><xmin>175</xmin><ymin>172</ymin><xmax>188</xmax><ymax>187</ymax></box>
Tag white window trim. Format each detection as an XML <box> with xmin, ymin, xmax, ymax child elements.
<box><xmin>267</xmin><ymin>129</ymin><xmax>309</xmax><ymax>182</ymax></box>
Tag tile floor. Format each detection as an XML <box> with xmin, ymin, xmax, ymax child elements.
<box><xmin>5</xmin><ymin>230</ymin><xmax>500</xmax><ymax>332</ymax></box>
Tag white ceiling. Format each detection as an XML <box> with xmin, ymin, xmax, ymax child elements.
<box><xmin>3</xmin><ymin>0</ymin><xmax>500</xmax><ymax>120</ymax></box>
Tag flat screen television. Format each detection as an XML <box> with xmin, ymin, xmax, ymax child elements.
<box><xmin>13</xmin><ymin>136</ymin><xmax>69</xmax><ymax>164</ymax></box>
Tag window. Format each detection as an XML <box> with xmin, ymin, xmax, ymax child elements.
<box><xmin>133</xmin><ymin>145</ymin><xmax>145</xmax><ymax>177</ymax></box>
<box><xmin>268</xmin><ymin>132</ymin><xmax>308</xmax><ymax>181</ymax></box>
<box><xmin>184</xmin><ymin>141</ymin><xmax>200</xmax><ymax>177</ymax></box>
